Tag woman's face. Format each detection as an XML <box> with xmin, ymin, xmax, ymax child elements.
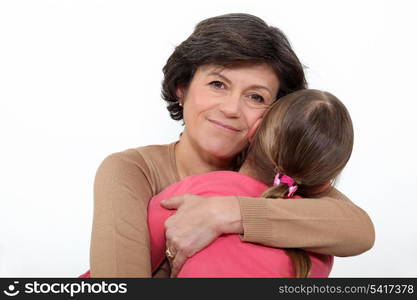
<box><xmin>180</xmin><ymin>63</ymin><xmax>280</xmax><ymax>160</ymax></box>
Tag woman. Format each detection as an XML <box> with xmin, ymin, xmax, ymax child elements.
<box><xmin>89</xmin><ymin>13</ymin><xmax>374</xmax><ymax>277</ymax></box>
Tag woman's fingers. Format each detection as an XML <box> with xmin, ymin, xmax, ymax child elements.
<box><xmin>163</xmin><ymin>194</ymin><xmax>243</xmax><ymax>277</ymax></box>
<box><xmin>165</xmin><ymin>238</ymin><xmax>194</xmax><ymax>278</ymax></box>
<box><xmin>160</xmin><ymin>194</ymin><xmax>190</xmax><ymax>209</ymax></box>
<box><xmin>165</xmin><ymin>245</ymin><xmax>184</xmax><ymax>278</ymax></box>
<box><xmin>169</xmin><ymin>250</ymin><xmax>188</xmax><ymax>278</ymax></box>
<box><xmin>164</xmin><ymin>194</ymin><xmax>221</xmax><ymax>277</ymax></box>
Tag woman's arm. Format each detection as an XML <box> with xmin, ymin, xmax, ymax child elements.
<box><xmin>161</xmin><ymin>188</ymin><xmax>375</xmax><ymax>276</ymax></box>
<box><xmin>238</xmin><ymin>187</ymin><xmax>375</xmax><ymax>256</ymax></box>
<box><xmin>90</xmin><ymin>150</ymin><xmax>154</xmax><ymax>277</ymax></box>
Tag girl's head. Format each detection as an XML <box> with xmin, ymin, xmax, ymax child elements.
<box><xmin>162</xmin><ymin>13</ymin><xmax>307</xmax><ymax>122</ymax></box>
<box><xmin>248</xmin><ymin>89</ymin><xmax>354</xmax><ymax>197</ymax></box>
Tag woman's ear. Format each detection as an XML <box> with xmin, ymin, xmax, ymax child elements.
<box><xmin>176</xmin><ymin>86</ymin><xmax>185</xmax><ymax>106</ymax></box>
<box><xmin>248</xmin><ymin>118</ymin><xmax>262</xmax><ymax>142</ymax></box>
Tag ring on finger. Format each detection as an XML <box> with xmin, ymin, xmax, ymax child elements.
<box><xmin>165</xmin><ymin>247</ymin><xmax>176</xmax><ymax>259</ymax></box>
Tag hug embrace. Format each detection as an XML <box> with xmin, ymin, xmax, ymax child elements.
<box><xmin>82</xmin><ymin>13</ymin><xmax>375</xmax><ymax>278</ymax></box>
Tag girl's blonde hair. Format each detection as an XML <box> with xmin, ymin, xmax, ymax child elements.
<box><xmin>248</xmin><ymin>89</ymin><xmax>354</xmax><ymax>277</ymax></box>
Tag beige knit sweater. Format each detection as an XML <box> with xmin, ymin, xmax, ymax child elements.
<box><xmin>90</xmin><ymin>142</ymin><xmax>374</xmax><ymax>277</ymax></box>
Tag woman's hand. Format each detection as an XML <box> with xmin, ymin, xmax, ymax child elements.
<box><xmin>160</xmin><ymin>194</ymin><xmax>243</xmax><ymax>277</ymax></box>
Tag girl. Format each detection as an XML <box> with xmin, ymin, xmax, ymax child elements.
<box><xmin>89</xmin><ymin>13</ymin><xmax>373</xmax><ymax>277</ymax></box>
<box><xmin>148</xmin><ymin>89</ymin><xmax>354</xmax><ymax>277</ymax></box>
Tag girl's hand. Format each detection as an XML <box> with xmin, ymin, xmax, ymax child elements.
<box><xmin>160</xmin><ymin>194</ymin><xmax>242</xmax><ymax>277</ymax></box>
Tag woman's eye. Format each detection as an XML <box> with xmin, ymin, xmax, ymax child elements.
<box><xmin>249</xmin><ymin>94</ymin><xmax>265</xmax><ymax>103</ymax></box>
<box><xmin>209</xmin><ymin>80</ymin><xmax>226</xmax><ymax>89</ymax></box>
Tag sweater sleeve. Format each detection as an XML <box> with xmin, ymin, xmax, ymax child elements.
<box><xmin>238</xmin><ymin>187</ymin><xmax>375</xmax><ymax>257</ymax></box>
<box><xmin>90</xmin><ymin>151</ymin><xmax>154</xmax><ymax>277</ymax></box>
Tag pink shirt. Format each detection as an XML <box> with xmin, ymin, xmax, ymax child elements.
<box><xmin>147</xmin><ymin>171</ymin><xmax>333</xmax><ymax>277</ymax></box>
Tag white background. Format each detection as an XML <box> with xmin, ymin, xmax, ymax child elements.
<box><xmin>1</xmin><ymin>0</ymin><xmax>416</xmax><ymax>277</ymax></box>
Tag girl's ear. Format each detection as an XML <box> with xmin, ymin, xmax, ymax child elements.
<box><xmin>248</xmin><ymin>118</ymin><xmax>262</xmax><ymax>143</ymax></box>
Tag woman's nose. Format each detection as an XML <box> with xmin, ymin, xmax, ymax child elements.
<box><xmin>219</xmin><ymin>93</ymin><xmax>241</xmax><ymax>118</ymax></box>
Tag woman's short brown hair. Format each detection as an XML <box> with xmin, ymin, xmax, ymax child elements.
<box><xmin>161</xmin><ymin>13</ymin><xmax>307</xmax><ymax>121</ymax></box>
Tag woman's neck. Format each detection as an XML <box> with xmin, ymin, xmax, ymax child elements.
<box><xmin>175</xmin><ymin>133</ymin><xmax>232</xmax><ymax>179</ymax></box>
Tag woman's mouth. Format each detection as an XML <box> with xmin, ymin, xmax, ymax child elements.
<box><xmin>208</xmin><ymin>119</ymin><xmax>241</xmax><ymax>133</ymax></box>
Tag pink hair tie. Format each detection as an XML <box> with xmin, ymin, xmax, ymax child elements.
<box><xmin>273</xmin><ymin>173</ymin><xmax>298</xmax><ymax>197</ymax></box>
